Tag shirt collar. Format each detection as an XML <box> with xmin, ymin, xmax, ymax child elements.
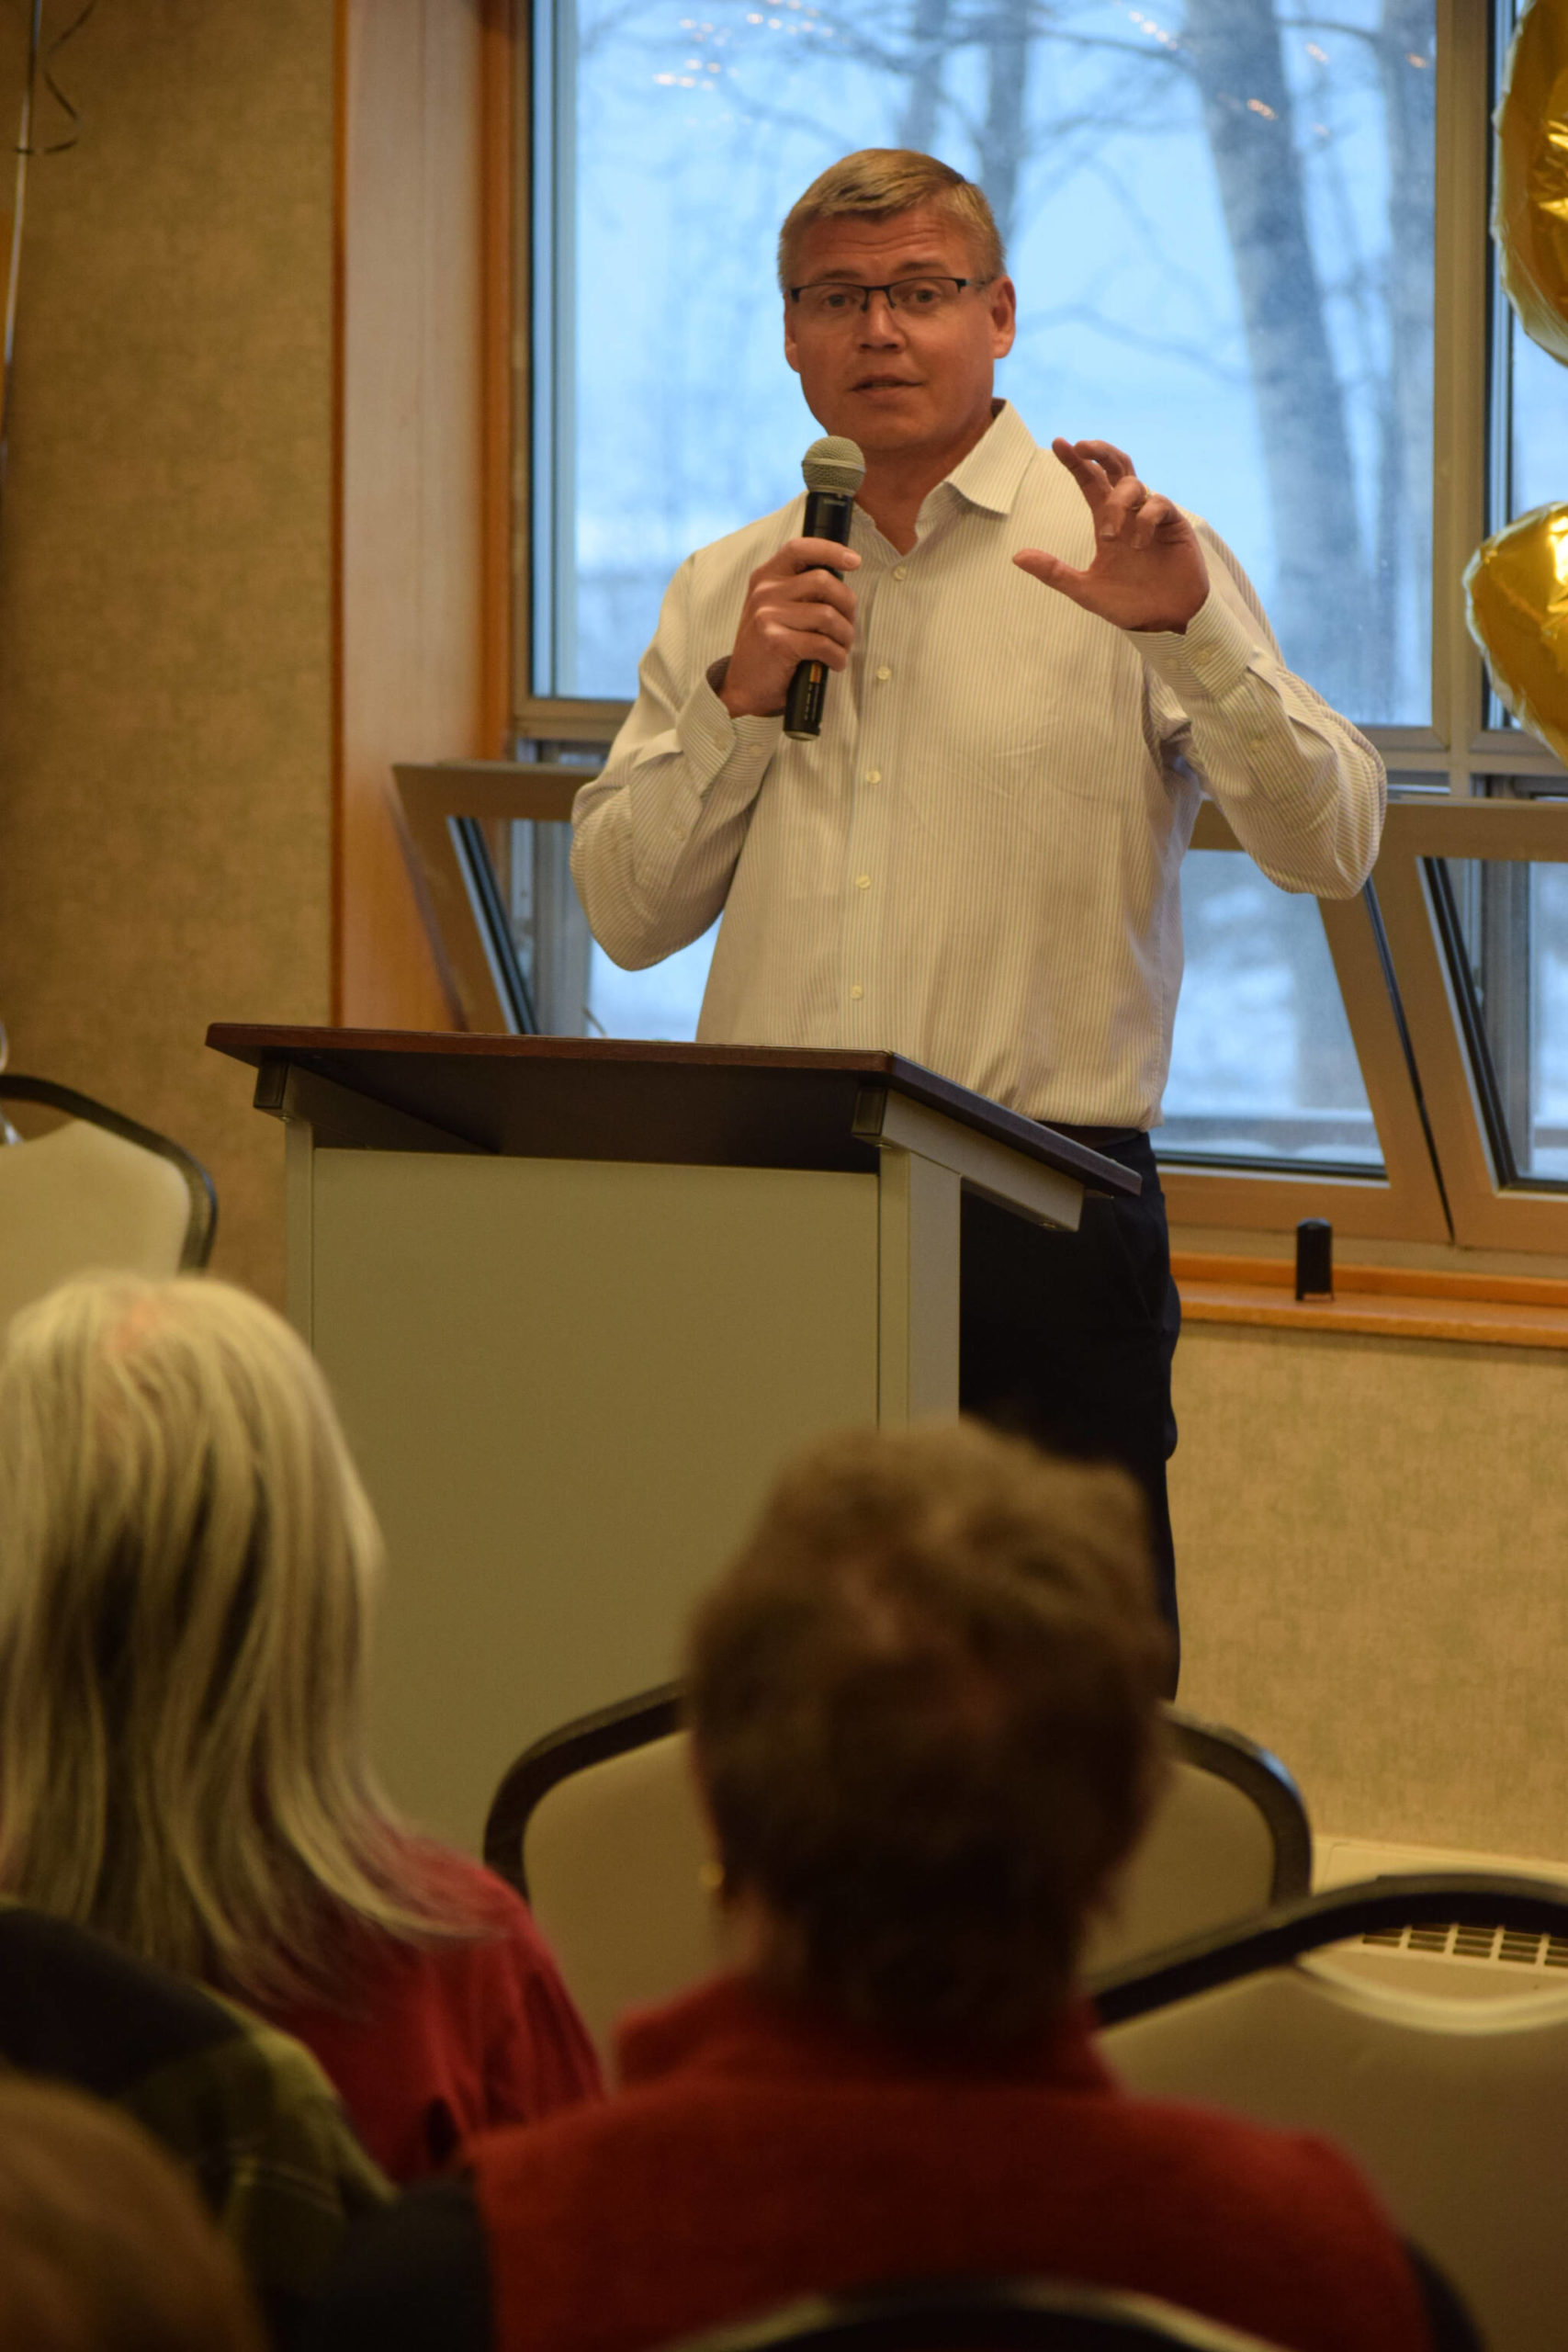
<box><xmin>938</xmin><ymin>399</ymin><xmax>1037</xmax><ymax>518</ymax></box>
<box><xmin>615</xmin><ymin>1971</ymin><xmax>1111</xmax><ymax>2096</ymax></box>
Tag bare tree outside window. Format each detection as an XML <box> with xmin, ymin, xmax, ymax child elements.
<box><xmin>563</xmin><ymin>0</ymin><xmax>1434</xmax><ymax>721</ymax></box>
<box><xmin>554</xmin><ymin>0</ymin><xmax>1432</xmax><ymax>1143</ymax></box>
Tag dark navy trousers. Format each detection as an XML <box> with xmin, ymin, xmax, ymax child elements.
<box><xmin>958</xmin><ymin>1130</ymin><xmax>1181</xmax><ymax>1694</ymax></box>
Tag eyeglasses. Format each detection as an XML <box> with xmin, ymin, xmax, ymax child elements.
<box><xmin>787</xmin><ymin>276</ymin><xmax>982</xmax><ymax>324</ymax></box>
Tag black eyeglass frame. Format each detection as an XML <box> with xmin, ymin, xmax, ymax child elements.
<box><xmin>786</xmin><ymin>275</ymin><xmax>986</xmax><ymax>315</ymax></box>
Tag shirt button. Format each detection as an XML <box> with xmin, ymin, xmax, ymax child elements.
<box><xmin>851</xmin><ymin>984</ymin><xmax>863</xmax><ymax>1001</ymax></box>
<box><xmin>891</xmin><ymin>565</ymin><xmax>908</xmax><ymax>581</ymax></box>
<box><xmin>864</xmin><ymin>768</ymin><xmax>882</xmax><ymax>786</ymax></box>
<box><xmin>855</xmin><ymin>874</ymin><xmax>871</xmax><ymax>890</ymax></box>
<box><xmin>874</xmin><ymin>664</ymin><xmax>892</xmax><ymax>683</ymax></box>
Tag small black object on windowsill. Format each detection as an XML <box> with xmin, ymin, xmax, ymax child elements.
<box><xmin>1295</xmin><ymin>1216</ymin><xmax>1333</xmax><ymax>1302</ymax></box>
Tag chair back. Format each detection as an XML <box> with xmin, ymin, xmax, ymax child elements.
<box><xmin>487</xmin><ymin>1692</ymin><xmax>1310</xmax><ymax>2060</ymax></box>
<box><xmin>1099</xmin><ymin>1872</ymin><xmax>1568</xmax><ymax>2352</ymax></box>
<box><xmin>0</xmin><ymin>1077</ymin><xmax>216</xmax><ymax>1331</ymax></box>
<box><xmin>1083</xmin><ymin>1714</ymin><xmax>1311</xmax><ymax>1980</ymax></box>
<box><xmin>487</xmin><ymin>1685</ymin><xmax>723</xmax><ymax>2056</ymax></box>
<box><xmin>655</xmin><ymin>2278</ymin><xmax>1289</xmax><ymax>2352</ymax></box>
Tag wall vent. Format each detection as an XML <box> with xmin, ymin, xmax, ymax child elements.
<box><xmin>1314</xmin><ymin>1839</ymin><xmax>1568</xmax><ymax>1996</ymax></box>
<box><xmin>1359</xmin><ymin>1921</ymin><xmax>1568</xmax><ymax>1973</ymax></box>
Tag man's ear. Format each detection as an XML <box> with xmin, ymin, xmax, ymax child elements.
<box><xmin>989</xmin><ymin>275</ymin><xmax>1018</xmax><ymax>362</ymax></box>
<box><xmin>784</xmin><ymin>297</ymin><xmax>802</xmax><ymax>376</ymax></box>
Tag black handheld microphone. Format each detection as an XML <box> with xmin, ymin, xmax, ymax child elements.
<box><xmin>783</xmin><ymin>435</ymin><xmax>866</xmax><ymax>741</ymax></box>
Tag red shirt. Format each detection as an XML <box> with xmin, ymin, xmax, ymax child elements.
<box><xmin>264</xmin><ymin>1851</ymin><xmax>602</xmax><ymax>2181</ymax></box>
<box><xmin>468</xmin><ymin>1974</ymin><xmax>1434</xmax><ymax>2352</ymax></box>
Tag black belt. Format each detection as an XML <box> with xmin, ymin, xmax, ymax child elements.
<box><xmin>1039</xmin><ymin>1121</ymin><xmax>1147</xmax><ymax>1150</ymax></box>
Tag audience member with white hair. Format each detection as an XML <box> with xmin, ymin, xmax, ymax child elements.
<box><xmin>0</xmin><ymin>1272</ymin><xmax>602</xmax><ymax>2179</ymax></box>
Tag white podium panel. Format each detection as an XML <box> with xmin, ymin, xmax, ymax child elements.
<box><xmin>305</xmin><ymin>1148</ymin><xmax>879</xmax><ymax>1848</ymax></box>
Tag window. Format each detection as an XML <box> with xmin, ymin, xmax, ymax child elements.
<box><xmin>480</xmin><ymin>0</ymin><xmax>1568</xmax><ymax>1231</ymax></box>
<box><xmin>536</xmin><ymin>0</ymin><xmax>1435</xmax><ymax>725</ymax></box>
<box><xmin>1161</xmin><ymin>851</ymin><xmax>1380</xmax><ymax>1170</ymax></box>
<box><xmin>1432</xmin><ymin>854</ymin><xmax>1568</xmax><ymax>1183</ymax></box>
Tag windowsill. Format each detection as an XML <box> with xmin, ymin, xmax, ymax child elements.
<box><xmin>1172</xmin><ymin>1252</ymin><xmax>1568</xmax><ymax>1351</ymax></box>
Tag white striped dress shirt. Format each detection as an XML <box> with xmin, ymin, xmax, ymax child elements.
<box><xmin>570</xmin><ymin>402</ymin><xmax>1385</xmax><ymax>1129</ymax></box>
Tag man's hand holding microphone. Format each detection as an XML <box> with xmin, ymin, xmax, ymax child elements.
<box><xmin>718</xmin><ymin>438</ymin><xmax>865</xmax><ymax>733</ymax></box>
<box><xmin>716</xmin><ymin>430</ymin><xmax>1209</xmax><ymax>731</ymax></box>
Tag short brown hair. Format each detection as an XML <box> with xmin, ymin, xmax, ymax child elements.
<box><xmin>0</xmin><ymin>2079</ymin><xmax>266</xmax><ymax>2352</ymax></box>
<box><xmin>778</xmin><ymin>150</ymin><xmax>1005</xmax><ymax>292</ymax></box>
<box><xmin>686</xmin><ymin>1421</ymin><xmax>1169</xmax><ymax>2048</ymax></box>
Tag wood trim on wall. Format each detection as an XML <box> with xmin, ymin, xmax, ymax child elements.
<box><xmin>480</xmin><ymin>0</ymin><xmax>516</xmax><ymax>763</ymax></box>
<box><xmin>334</xmin><ymin>0</ymin><xmax>515</xmax><ymax>1030</ymax></box>
<box><xmin>1173</xmin><ymin>1251</ymin><xmax>1568</xmax><ymax>1350</ymax></box>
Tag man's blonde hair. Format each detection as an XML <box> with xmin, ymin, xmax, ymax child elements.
<box><xmin>778</xmin><ymin>149</ymin><xmax>1005</xmax><ymax>292</ymax></box>
<box><xmin>0</xmin><ymin>1272</ymin><xmax>480</xmax><ymax>2007</ymax></box>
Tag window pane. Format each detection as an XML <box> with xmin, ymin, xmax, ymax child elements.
<box><xmin>1533</xmin><ymin>865</ymin><xmax>1568</xmax><ymax>1178</ymax></box>
<box><xmin>500</xmin><ymin>819</ymin><xmax>593</xmax><ymax>1036</ymax></box>
<box><xmin>458</xmin><ymin>813</ymin><xmax>716</xmax><ymax>1037</ymax></box>
<box><xmin>588</xmin><ymin>925</ymin><xmax>716</xmax><ymax>1041</ymax></box>
<box><xmin>1159</xmin><ymin>851</ymin><xmax>1381</xmax><ymax>1165</ymax></box>
<box><xmin>1506</xmin><ymin>314</ymin><xmax>1568</xmax><ymax>523</ymax></box>
<box><xmin>547</xmin><ymin>0</ymin><xmax>1434</xmax><ymax>723</ymax></box>
<box><xmin>1438</xmin><ymin>856</ymin><xmax>1568</xmax><ymax>1184</ymax></box>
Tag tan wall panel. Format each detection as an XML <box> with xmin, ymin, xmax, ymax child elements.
<box><xmin>1172</xmin><ymin>1320</ymin><xmax>1568</xmax><ymax>1862</ymax></box>
<box><xmin>0</xmin><ymin>0</ymin><xmax>335</xmax><ymax>1305</ymax></box>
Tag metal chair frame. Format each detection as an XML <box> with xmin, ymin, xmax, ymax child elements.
<box><xmin>1145</xmin><ymin>1714</ymin><xmax>1312</xmax><ymax>1910</ymax></box>
<box><xmin>483</xmin><ymin>1686</ymin><xmax>1311</xmax><ymax>1918</ymax></box>
<box><xmin>654</xmin><ymin>2276</ymin><xmax>1289</xmax><ymax>2352</ymax></box>
<box><xmin>1093</xmin><ymin>1870</ymin><xmax>1568</xmax><ymax>2025</ymax></box>
<box><xmin>0</xmin><ymin>1074</ymin><xmax>217</xmax><ymax>1270</ymax></box>
<box><xmin>486</xmin><ymin>1681</ymin><xmax>683</xmax><ymax>1892</ymax></box>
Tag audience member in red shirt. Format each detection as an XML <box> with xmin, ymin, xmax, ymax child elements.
<box><xmin>310</xmin><ymin>1421</ymin><xmax>1473</xmax><ymax>2352</ymax></box>
<box><xmin>269</xmin><ymin>1850</ymin><xmax>600</xmax><ymax>2178</ymax></box>
<box><xmin>0</xmin><ymin>1272</ymin><xmax>602</xmax><ymax>2179</ymax></box>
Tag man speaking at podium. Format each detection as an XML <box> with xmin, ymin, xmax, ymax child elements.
<box><xmin>571</xmin><ymin>150</ymin><xmax>1384</xmax><ymax>1675</ymax></box>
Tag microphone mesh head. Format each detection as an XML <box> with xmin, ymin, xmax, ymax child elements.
<box><xmin>802</xmin><ymin>435</ymin><xmax>866</xmax><ymax>495</ymax></box>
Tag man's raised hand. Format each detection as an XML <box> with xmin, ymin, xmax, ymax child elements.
<box><xmin>1014</xmin><ymin>440</ymin><xmax>1208</xmax><ymax>635</ymax></box>
<box><xmin>718</xmin><ymin>537</ymin><xmax>862</xmax><ymax>720</ymax></box>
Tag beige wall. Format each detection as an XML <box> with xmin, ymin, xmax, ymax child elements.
<box><xmin>1172</xmin><ymin>1319</ymin><xmax>1568</xmax><ymax>1864</ymax></box>
<box><xmin>0</xmin><ymin>1</ymin><xmax>336</xmax><ymax>1306</ymax></box>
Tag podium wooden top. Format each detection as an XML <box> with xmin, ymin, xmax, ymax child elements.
<box><xmin>207</xmin><ymin>1027</ymin><xmax>1139</xmax><ymax>1194</ymax></box>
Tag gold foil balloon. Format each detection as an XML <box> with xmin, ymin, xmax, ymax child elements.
<box><xmin>1495</xmin><ymin>0</ymin><xmax>1568</xmax><ymax>363</ymax></box>
<box><xmin>1465</xmin><ymin>503</ymin><xmax>1568</xmax><ymax>765</ymax></box>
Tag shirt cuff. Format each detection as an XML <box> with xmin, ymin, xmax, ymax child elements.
<box><xmin>1130</xmin><ymin>589</ymin><xmax>1257</xmax><ymax>701</ymax></box>
<box><xmin>678</xmin><ymin>674</ymin><xmax>783</xmax><ymax>790</ymax></box>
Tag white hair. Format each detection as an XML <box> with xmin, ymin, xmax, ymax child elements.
<box><xmin>0</xmin><ymin>1272</ymin><xmax>479</xmax><ymax>2005</ymax></box>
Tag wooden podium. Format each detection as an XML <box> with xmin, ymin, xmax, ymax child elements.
<box><xmin>209</xmin><ymin>1028</ymin><xmax>1133</xmax><ymax>1849</ymax></box>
